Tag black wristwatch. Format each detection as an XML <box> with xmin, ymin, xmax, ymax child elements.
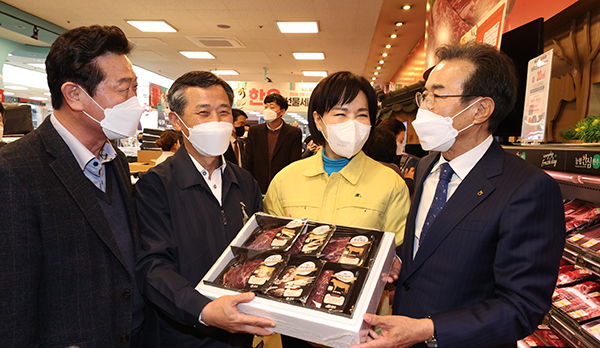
<box><xmin>424</xmin><ymin>316</ymin><xmax>438</xmax><ymax>348</ymax></box>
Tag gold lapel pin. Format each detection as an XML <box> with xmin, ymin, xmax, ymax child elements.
<box><xmin>477</xmin><ymin>190</ymin><xmax>483</xmax><ymax>196</ymax></box>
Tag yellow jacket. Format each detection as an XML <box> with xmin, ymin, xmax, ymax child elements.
<box><xmin>264</xmin><ymin>149</ymin><xmax>410</xmax><ymax>246</ymax></box>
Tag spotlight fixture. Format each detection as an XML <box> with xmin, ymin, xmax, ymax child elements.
<box><xmin>374</xmin><ymin>72</ymin><xmax>379</xmax><ymax>75</ymax></box>
<box><xmin>371</xmin><ymin>77</ymin><xmax>376</xmax><ymax>80</ymax></box>
<box><xmin>376</xmin><ymin>67</ymin><xmax>382</xmax><ymax>70</ymax></box>
<box><xmin>395</xmin><ymin>22</ymin><xmax>404</xmax><ymax>26</ymax></box>
<box><xmin>402</xmin><ymin>5</ymin><xmax>412</xmax><ymax>10</ymax></box>
<box><xmin>385</xmin><ymin>44</ymin><xmax>392</xmax><ymax>48</ymax></box>
<box><xmin>382</xmin><ymin>53</ymin><xmax>388</xmax><ymax>57</ymax></box>
<box><xmin>31</xmin><ymin>26</ymin><xmax>39</xmax><ymax>40</ymax></box>
<box><xmin>379</xmin><ymin>60</ymin><xmax>384</xmax><ymax>64</ymax></box>
<box><xmin>390</xmin><ymin>34</ymin><xmax>397</xmax><ymax>38</ymax></box>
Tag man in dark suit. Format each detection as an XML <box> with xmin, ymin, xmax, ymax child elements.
<box><xmin>243</xmin><ymin>93</ymin><xmax>302</xmax><ymax>193</ymax></box>
<box><xmin>352</xmin><ymin>43</ymin><xmax>565</xmax><ymax>348</ymax></box>
<box><xmin>224</xmin><ymin>108</ymin><xmax>247</xmax><ymax>167</ymax></box>
<box><xmin>0</xmin><ymin>26</ymin><xmax>157</xmax><ymax>347</ymax></box>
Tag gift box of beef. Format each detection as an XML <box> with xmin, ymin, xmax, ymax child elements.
<box><xmin>195</xmin><ymin>213</ymin><xmax>396</xmax><ymax>348</ymax></box>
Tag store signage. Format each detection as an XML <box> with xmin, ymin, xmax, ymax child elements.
<box><xmin>521</xmin><ymin>50</ymin><xmax>553</xmax><ymax>143</ymax></box>
<box><xmin>149</xmin><ymin>83</ymin><xmax>169</xmax><ymax>111</ymax></box>
<box><xmin>565</xmin><ymin>151</ymin><xmax>600</xmax><ymax>175</ymax></box>
<box><xmin>460</xmin><ymin>0</ymin><xmax>507</xmax><ymax>49</ymax></box>
<box><xmin>229</xmin><ymin>81</ymin><xmax>317</xmax><ymax>112</ymax></box>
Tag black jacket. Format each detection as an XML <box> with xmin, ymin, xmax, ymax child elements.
<box><xmin>135</xmin><ymin>146</ymin><xmax>263</xmax><ymax>348</ymax></box>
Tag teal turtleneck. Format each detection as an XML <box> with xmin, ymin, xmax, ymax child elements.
<box><xmin>322</xmin><ymin>150</ymin><xmax>351</xmax><ymax>176</ymax></box>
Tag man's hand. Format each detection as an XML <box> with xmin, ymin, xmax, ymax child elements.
<box><xmin>402</xmin><ymin>167</ymin><xmax>415</xmax><ymax>180</ymax></box>
<box><xmin>200</xmin><ymin>292</ymin><xmax>276</xmax><ymax>336</ymax></box>
<box><xmin>386</xmin><ymin>257</ymin><xmax>401</xmax><ymax>283</ymax></box>
<box><xmin>349</xmin><ymin>314</ymin><xmax>434</xmax><ymax>348</ymax></box>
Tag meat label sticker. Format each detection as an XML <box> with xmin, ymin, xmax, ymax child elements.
<box><xmin>335</xmin><ymin>271</ymin><xmax>355</xmax><ymax>283</ymax></box>
<box><xmin>313</xmin><ymin>225</ymin><xmax>331</xmax><ymax>234</ymax></box>
<box><xmin>264</xmin><ymin>254</ymin><xmax>283</xmax><ymax>266</ymax></box>
<box><xmin>350</xmin><ymin>235</ymin><xmax>369</xmax><ymax>246</ymax></box>
<box><xmin>553</xmin><ymin>299</ymin><xmax>571</xmax><ymax>308</ymax></box>
<box><xmin>286</xmin><ymin>219</ymin><xmax>304</xmax><ymax>228</ymax></box>
<box><xmin>568</xmin><ymin>310</ymin><xmax>587</xmax><ymax>319</ymax></box>
<box><xmin>583</xmin><ymin>239</ymin><xmax>600</xmax><ymax>248</ymax></box>
<box><xmin>568</xmin><ymin>234</ymin><xmax>585</xmax><ymax>242</ymax></box>
<box><xmin>297</xmin><ymin>261</ymin><xmax>317</xmax><ymax>275</ymax></box>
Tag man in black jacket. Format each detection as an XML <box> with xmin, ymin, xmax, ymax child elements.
<box><xmin>243</xmin><ymin>93</ymin><xmax>302</xmax><ymax>193</ymax></box>
<box><xmin>135</xmin><ymin>71</ymin><xmax>275</xmax><ymax>348</ymax></box>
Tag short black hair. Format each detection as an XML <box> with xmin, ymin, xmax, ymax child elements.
<box><xmin>308</xmin><ymin>71</ymin><xmax>378</xmax><ymax>145</ymax></box>
<box><xmin>46</xmin><ymin>25</ymin><xmax>133</xmax><ymax>110</ymax></box>
<box><xmin>167</xmin><ymin>71</ymin><xmax>234</xmax><ymax>116</ymax></box>
<box><xmin>232</xmin><ymin>108</ymin><xmax>248</xmax><ymax>122</ymax></box>
<box><xmin>378</xmin><ymin>118</ymin><xmax>406</xmax><ymax>137</ymax></box>
<box><xmin>436</xmin><ymin>42</ymin><xmax>518</xmax><ymax>133</ymax></box>
<box><xmin>264</xmin><ymin>93</ymin><xmax>288</xmax><ymax>111</ymax></box>
<box><xmin>363</xmin><ymin>128</ymin><xmax>396</xmax><ymax>164</ymax></box>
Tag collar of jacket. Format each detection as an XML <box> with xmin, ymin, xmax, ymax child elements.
<box><xmin>173</xmin><ymin>146</ymin><xmax>240</xmax><ymax>191</ymax></box>
<box><xmin>303</xmin><ymin>148</ymin><xmax>366</xmax><ymax>185</ymax></box>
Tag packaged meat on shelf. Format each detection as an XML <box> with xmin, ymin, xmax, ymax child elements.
<box><xmin>520</xmin><ymin>325</ymin><xmax>573</xmax><ymax>347</ymax></box>
<box><xmin>564</xmin><ymin>199</ymin><xmax>600</xmax><ymax>235</ymax></box>
<box><xmin>195</xmin><ymin>213</ymin><xmax>396</xmax><ymax>348</ymax></box>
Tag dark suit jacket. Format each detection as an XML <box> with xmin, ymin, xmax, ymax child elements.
<box><xmin>224</xmin><ymin>137</ymin><xmax>246</xmax><ymax>167</ymax></box>
<box><xmin>135</xmin><ymin>147</ymin><xmax>263</xmax><ymax>348</ymax></box>
<box><xmin>392</xmin><ymin>140</ymin><xmax>565</xmax><ymax>348</ymax></box>
<box><xmin>243</xmin><ymin>121</ymin><xmax>302</xmax><ymax>193</ymax></box>
<box><xmin>0</xmin><ymin>118</ymin><xmax>157</xmax><ymax>347</ymax></box>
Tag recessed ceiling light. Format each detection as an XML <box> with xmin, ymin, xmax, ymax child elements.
<box><xmin>211</xmin><ymin>69</ymin><xmax>239</xmax><ymax>75</ymax></box>
<box><xmin>302</xmin><ymin>71</ymin><xmax>327</xmax><ymax>77</ymax></box>
<box><xmin>179</xmin><ymin>51</ymin><xmax>215</xmax><ymax>59</ymax></box>
<box><xmin>390</xmin><ymin>34</ymin><xmax>397</xmax><ymax>38</ymax></box>
<box><xmin>374</xmin><ymin>72</ymin><xmax>379</xmax><ymax>75</ymax></box>
<box><xmin>4</xmin><ymin>85</ymin><xmax>28</xmax><ymax>90</ymax></box>
<box><xmin>30</xmin><ymin>97</ymin><xmax>48</xmax><ymax>101</ymax></box>
<box><xmin>277</xmin><ymin>22</ymin><xmax>319</xmax><ymax>33</ymax></box>
<box><xmin>27</xmin><ymin>63</ymin><xmax>46</xmax><ymax>69</ymax></box>
<box><xmin>382</xmin><ymin>53</ymin><xmax>388</xmax><ymax>57</ymax></box>
<box><xmin>126</xmin><ymin>20</ymin><xmax>177</xmax><ymax>32</ymax></box>
<box><xmin>402</xmin><ymin>5</ymin><xmax>412</xmax><ymax>10</ymax></box>
<box><xmin>371</xmin><ymin>77</ymin><xmax>376</xmax><ymax>80</ymax></box>
<box><xmin>370</xmin><ymin>82</ymin><xmax>374</xmax><ymax>85</ymax></box>
<box><xmin>3</xmin><ymin>91</ymin><xmax>14</xmax><ymax>95</ymax></box>
<box><xmin>293</xmin><ymin>52</ymin><xmax>325</xmax><ymax>60</ymax></box>
<box><xmin>376</xmin><ymin>67</ymin><xmax>382</xmax><ymax>70</ymax></box>
<box><xmin>395</xmin><ymin>22</ymin><xmax>404</xmax><ymax>26</ymax></box>
<box><xmin>385</xmin><ymin>44</ymin><xmax>392</xmax><ymax>48</ymax></box>
<box><xmin>379</xmin><ymin>60</ymin><xmax>384</xmax><ymax>64</ymax></box>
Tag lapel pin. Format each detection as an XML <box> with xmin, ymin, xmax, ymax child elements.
<box><xmin>477</xmin><ymin>190</ymin><xmax>483</xmax><ymax>196</ymax></box>
<box><xmin>355</xmin><ymin>193</ymin><xmax>361</xmax><ymax>198</ymax></box>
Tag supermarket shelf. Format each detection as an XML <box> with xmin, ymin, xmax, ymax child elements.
<box><xmin>550</xmin><ymin>307</ymin><xmax>600</xmax><ymax>348</ymax></box>
<box><xmin>564</xmin><ymin>241</ymin><xmax>600</xmax><ymax>278</ymax></box>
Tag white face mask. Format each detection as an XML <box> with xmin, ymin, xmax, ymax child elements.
<box><xmin>396</xmin><ymin>141</ymin><xmax>404</xmax><ymax>155</ymax></box>
<box><xmin>175</xmin><ymin>113</ymin><xmax>233</xmax><ymax>157</ymax></box>
<box><xmin>320</xmin><ymin>117</ymin><xmax>371</xmax><ymax>158</ymax></box>
<box><xmin>263</xmin><ymin>108</ymin><xmax>278</xmax><ymax>122</ymax></box>
<box><xmin>79</xmin><ymin>86</ymin><xmax>145</xmax><ymax>140</ymax></box>
<box><xmin>412</xmin><ymin>98</ymin><xmax>481</xmax><ymax>152</ymax></box>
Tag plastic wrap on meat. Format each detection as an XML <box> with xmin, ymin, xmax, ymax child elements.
<box><xmin>322</xmin><ymin>237</ymin><xmax>351</xmax><ymax>263</ymax></box>
<box><xmin>306</xmin><ymin>270</ymin><xmax>334</xmax><ymax>308</ymax></box>
<box><xmin>248</xmin><ymin>226</ymin><xmax>283</xmax><ymax>250</ymax></box>
<box><xmin>566</xmin><ymin>206</ymin><xmax>600</xmax><ymax>232</ymax></box>
<box><xmin>535</xmin><ymin>327</ymin><xmax>570</xmax><ymax>347</ymax></box>
<box><xmin>553</xmin><ymin>281</ymin><xmax>600</xmax><ymax>301</ymax></box>
<box><xmin>522</xmin><ymin>333</ymin><xmax>545</xmax><ymax>347</ymax></box>
<box><xmin>556</xmin><ymin>268</ymin><xmax>593</xmax><ymax>286</ymax></box>
<box><xmin>583</xmin><ymin>318</ymin><xmax>600</xmax><ymax>340</ymax></box>
<box><xmin>267</xmin><ymin>266</ymin><xmax>297</xmax><ymax>298</ymax></box>
<box><xmin>287</xmin><ymin>233</ymin><xmax>308</xmax><ymax>255</ymax></box>
<box><xmin>222</xmin><ymin>259</ymin><xmax>263</xmax><ymax>289</ymax></box>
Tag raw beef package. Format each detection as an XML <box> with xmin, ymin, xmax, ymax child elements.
<box><xmin>553</xmin><ymin>281</ymin><xmax>600</xmax><ymax>322</ymax></box>
<box><xmin>556</xmin><ymin>264</ymin><xmax>594</xmax><ymax>287</ymax></box>
<box><xmin>566</xmin><ymin>225</ymin><xmax>600</xmax><ymax>251</ymax></box>
<box><xmin>582</xmin><ymin>318</ymin><xmax>600</xmax><ymax>340</ymax></box>
<box><xmin>564</xmin><ymin>199</ymin><xmax>600</xmax><ymax>234</ymax></box>
<box><xmin>521</xmin><ymin>325</ymin><xmax>572</xmax><ymax>347</ymax></box>
<box><xmin>196</xmin><ymin>213</ymin><xmax>396</xmax><ymax>348</ymax></box>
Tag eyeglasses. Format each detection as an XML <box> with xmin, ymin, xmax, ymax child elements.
<box><xmin>415</xmin><ymin>91</ymin><xmax>477</xmax><ymax>109</ymax></box>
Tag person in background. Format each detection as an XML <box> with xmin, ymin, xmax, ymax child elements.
<box><xmin>352</xmin><ymin>42</ymin><xmax>565</xmax><ymax>348</ymax></box>
<box><xmin>0</xmin><ymin>25</ymin><xmax>158</xmax><ymax>347</ymax></box>
<box><xmin>264</xmin><ymin>70</ymin><xmax>410</xmax><ymax>347</ymax></box>
<box><xmin>224</xmin><ymin>108</ymin><xmax>247</xmax><ymax>167</ymax></box>
<box><xmin>378</xmin><ymin>117</ymin><xmax>416</xmax><ymax>179</ymax></box>
<box><xmin>0</xmin><ymin>102</ymin><xmax>5</xmax><ymax>149</ymax></box>
<box><xmin>155</xmin><ymin>129</ymin><xmax>181</xmax><ymax>165</ymax></box>
<box><xmin>363</xmin><ymin>127</ymin><xmax>403</xmax><ymax>177</ymax></box>
<box><xmin>301</xmin><ymin>135</ymin><xmax>321</xmax><ymax>159</ymax></box>
<box><xmin>135</xmin><ymin>71</ymin><xmax>274</xmax><ymax>348</ymax></box>
<box><xmin>243</xmin><ymin>93</ymin><xmax>302</xmax><ymax>193</ymax></box>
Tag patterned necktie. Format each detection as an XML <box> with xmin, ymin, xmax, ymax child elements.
<box><xmin>419</xmin><ymin>162</ymin><xmax>454</xmax><ymax>246</ymax></box>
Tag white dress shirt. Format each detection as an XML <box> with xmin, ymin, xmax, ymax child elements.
<box><xmin>188</xmin><ymin>153</ymin><xmax>227</xmax><ymax>206</ymax></box>
<box><xmin>413</xmin><ymin>135</ymin><xmax>494</xmax><ymax>258</ymax></box>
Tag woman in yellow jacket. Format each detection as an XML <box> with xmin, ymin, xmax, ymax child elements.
<box><xmin>264</xmin><ymin>71</ymin><xmax>410</xmax><ymax>247</ymax></box>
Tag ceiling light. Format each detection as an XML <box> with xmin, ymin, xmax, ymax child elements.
<box><xmin>402</xmin><ymin>5</ymin><xmax>412</xmax><ymax>10</ymax></box>
<box><xmin>27</xmin><ymin>63</ymin><xmax>46</xmax><ymax>69</ymax></box>
<box><xmin>4</xmin><ymin>85</ymin><xmax>28</xmax><ymax>90</ymax></box>
<box><xmin>211</xmin><ymin>69</ymin><xmax>239</xmax><ymax>75</ymax></box>
<box><xmin>30</xmin><ymin>97</ymin><xmax>48</xmax><ymax>101</ymax></box>
<box><xmin>44</xmin><ymin>92</ymin><xmax>51</xmax><ymax>96</ymax></box>
<box><xmin>395</xmin><ymin>22</ymin><xmax>404</xmax><ymax>26</ymax></box>
<box><xmin>382</xmin><ymin>53</ymin><xmax>388</xmax><ymax>57</ymax></box>
<box><xmin>374</xmin><ymin>72</ymin><xmax>379</xmax><ymax>75</ymax></box>
<box><xmin>370</xmin><ymin>82</ymin><xmax>374</xmax><ymax>85</ymax></box>
<box><xmin>179</xmin><ymin>51</ymin><xmax>215</xmax><ymax>59</ymax></box>
<box><xmin>379</xmin><ymin>60</ymin><xmax>384</xmax><ymax>64</ymax></box>
<box><xmin>302</xmin><ymin>71</ymin><xmax>327</xmax><ymax>77</ymax></box>
<box><xmin>126</xmin><ymin>20</ymin><xmax>177</xmax><ymax>32</ymax></box>
<box><xmin>371</xmin><ymin>77</ymin><xmax>376</xmax><ymax>80</ymax></box>
<box><xmin>3</xmin><ymin>92</ymin><xmax>14</xmax><ymax>95</ymax></box>
<box><xmin>385</xmin><ymin>44</ymin><xmax>392</xmax><ymax>48</ymax></box>
<box><xmin>390</xmin><ymin>34</ymin><xmax>397</xmax><ymax>38</ymax></box>
<box><xmin>376</xmin><ymin>67</ymin><xmax>382</xmax><ymax>70</ymax></box>
<box><xmin>277</xmin><ymin>22</ymin><xmax>319</xmax><ymax>33</ymax></box>
<box><xmin>293</xmin><ymin>52</ymin><xmax>325</xmax><ymax>60</ymax></box>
